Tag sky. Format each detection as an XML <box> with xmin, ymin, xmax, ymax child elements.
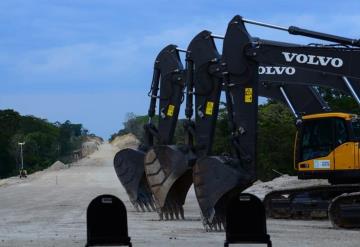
<box><xmin>1</xmin><ymin>0</ymin><xmax>360</xmax><ymax>138</ymax></box>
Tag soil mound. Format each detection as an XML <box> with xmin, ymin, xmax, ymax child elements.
<box><xmin>47</xmin><ymin>160</ymin><xmax>69</xmax><ymax>171</ymax></box>
<box><xmin>111</xmin><ymin>133</ymin><xmax>140</xmax><ymax>150</ymax></box>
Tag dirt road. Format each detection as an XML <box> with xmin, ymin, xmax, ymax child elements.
<box><xmin>0</xmin><ymin>143</ymin><xmax>359</xmax><ymax>246</ymax></box>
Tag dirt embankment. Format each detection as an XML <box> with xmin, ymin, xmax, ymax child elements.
<box><xmin>110</xmin><ymin>133</ymin><xmax>139</xmax><ymax>150</ymax></box>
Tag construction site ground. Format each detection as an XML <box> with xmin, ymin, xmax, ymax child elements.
<box><xmin>0</xmin><ymin>142</ymin><xmax>359</xmax><ymax>247</ymax></box>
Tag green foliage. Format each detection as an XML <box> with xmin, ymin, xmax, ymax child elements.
<box><xmin>0</xmin><ymin>109</ymin><xmax>87</xmax><ymax>178</ymax></box>
<box><xmin>319</xmin><ymin>88</ymin><xmax>359</xmax><ymax>114</ymax></box>
<box><xmin>174</xmin><ymin>119</ymin><xmax>186</xmax><ymax>145</ymax></box>
<box><xmin>257</xmin><ymin>102</ymin><xmax>297</xmax><ymax>180</ymax></box>
<box><xmin>212</xmin><ymin>107</ymin><xmax>231</xmax><ymax>155</ymax></box>
<box><xmin>0</xmin><ymin>110</ymin><xmax>21</xmax><ymax>177</ymax></box>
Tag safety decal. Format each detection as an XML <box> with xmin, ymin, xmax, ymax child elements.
<box><xmin>314</xmin><ymin>160</ymin><xmax>330</xmax><ymax>169</ymax></box>
<box><xmin>205</xmin><ymin>101</ymin><xmax>214</xmax><ymax>115</ymax></box>
<box><xmin>167</xmin><ymin>104</ymin><xmax>175</xmax><ymax>117</ymax></box>
<box><xmin>244</xmin><ymin>88</ymin><xmax>253</xmax><ymax>103</ymax></box>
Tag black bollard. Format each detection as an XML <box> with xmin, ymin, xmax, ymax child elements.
<box><xmin>86</xmin><ymin>194</ymin><xmax>132</xmax><ymax>247</ymax></box>
<box><xmin>224</xmin><ymin>193</ymin><xmax>271</xmax><ymax>247</ymax></box>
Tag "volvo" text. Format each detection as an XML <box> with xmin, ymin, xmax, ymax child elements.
<box><xmin>258</xmin><ymin>66</ymin><xmax>296</xmax><ymax>75</ymax></box>
<box><xmin>281</xmin><ymin>52</ymin><xmax>343</xmax><ymax>68</ymax></box>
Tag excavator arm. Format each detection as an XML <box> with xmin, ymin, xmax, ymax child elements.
<box><xmin>144</xmin><ymin>31</ymin><xmax>224</xmax><ymax>220</ymax></box>
<box><xmin>113</xmin><ymin>45</ymin><xmax>186</xmax><ymax>212</ymax></box>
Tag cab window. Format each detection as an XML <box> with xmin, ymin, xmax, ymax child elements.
<box><xmin>334</xmin><ymin>118</ymin><xmax>348</xmax><ymax>145</ymax></box>
<box><xmin>352</xmin><ymin>118</ymin><xmax>360</xmax><ymax>140</ymax></box>
<box><xmin>301</xmin><ymin>118</ymin><xmax>333</xmax><ymax>161</ymax></box>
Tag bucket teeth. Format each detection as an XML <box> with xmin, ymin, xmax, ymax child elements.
<box><xmin>138</xmin><ymin>199</ymin><xmax>146</xmax><ymax>212</ymax></box>
<box><xmin>173</xmin><ymin>203</ymin><xmax>180</xmax><ymax>220</ymax></box>
<box><xmin>144</xmin><ymin>145</ymin><xmax>193</xmax><ymax>220</ymax></box>
<box><xmin>179</xmin><ymin>206</ymin><xmax>185</xmax><ymax>219</ymax></box>
<box><xmin>132</xmin><ymin>201</ymin><xmax>140</xmax><ymax>212</ymax></box>
<box><xmin>201</xmin><ymin>214</ymin><xmax>225</xmax><ymax>232</ymax></box>
<box><xmin>193</xmin><ymin>156</ymin><xmax>254</xmax><ymax>232</ymax></box>
<box><xmin>150</xmin><ymin>197</ymin><xmax>157</xmax><ymax>211</ymax></box>
<box><xmin>156</xmin><ymin>201</ymin><xmax>185</xmax><ymax>221</ymax></box>
<box><xmin>164</xmin><ymin>210</ymin><xmax>169</xmax><ymax>220</ymax></box>
<box><xmin>131</xmin><ymin>191</ymin><xmax>156</xmax><ymax>212</ymax></box>
<box><xmin>144</xmin><ymin>201</ymin><xmax>152</xmax><ymax>212</ymax></box>
<box><xmin>114</xmin><ymin>148</ymin><xmax>156</xmax><ymax>212</ymax></box>
<box><xmin>158</xmin><ymin>210</ymin><xmax>164</xmax><ymax>220</ymax></box>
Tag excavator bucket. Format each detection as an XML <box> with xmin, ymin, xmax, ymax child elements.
<box><xmin>113</xmin><ymin>148</ymin><xmax>155</xmax><ymax>212</ymax></box>
<box><xmin>193</xmin><ymin>156</ymin><xmax>254</xmax><ymax>231</ymax></box>
<box><xmin>144</xmin><ymin>145</ymin><xmax>194</xmax><ymax>220</ymax></box>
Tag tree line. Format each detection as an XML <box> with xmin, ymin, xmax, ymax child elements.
<box><xmin>0</xmin><ymin>109</ymin><xmax>88</xmax><ymax>178</ymax></box>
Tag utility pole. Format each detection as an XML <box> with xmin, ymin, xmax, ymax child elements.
<box><xmin>18</xmin><ymin>142</ymin><xmax>25</xmax><ymax>170</ymax></box>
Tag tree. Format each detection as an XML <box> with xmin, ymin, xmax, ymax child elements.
<box><xmin>257</xmin><ymin>101</ymin><xmax>297</xmax><ymax>180</ymax></box>
<box><xmin>0</xmin><ymin>109</ymin><xmax>89</xmax><ymax>178</ymax></box>
<box><xmin>0</xmin><ymin>110</ymin><xmax>21</xmax><ymax>177</ymax></box>
<box><xmin>319</xmin><ymin>87</ymin><xmax>359</xmax><ymax>114</ymax></box>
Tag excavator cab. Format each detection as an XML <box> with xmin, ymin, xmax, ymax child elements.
<box><xmin>296</xmin><ymin>113</ymin><xmax>360</xmax><ymax>184</ymax></box>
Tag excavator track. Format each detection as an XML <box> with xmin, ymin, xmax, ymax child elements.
<box><xmin>263</xmin><ymin>184</ymin><xmax>360</xmax><ymax>220</ymax></box>
<box><xmin>113</xmin><ymin>148</ymin><xmax>156</xmax><ymax>212</ymax></box>
<box><xmin>144</xmin><ymin>145</ymin><xmax>193</xmax><ymax>220</ymax></box>
<box><xmin>329</xmin><ymin>191</ymin><xmax>360</xmax><ymax>228</ymax></box>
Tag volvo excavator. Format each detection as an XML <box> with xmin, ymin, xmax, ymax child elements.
<box><xmin>201</xmin><ymin>15</ymin><xmax>360</xmax><ymax>229</ymax></box>
<box><xmin>113</xmin><ymin>45</ymin><xmax>186</xmax><ymax>213</ymax></box>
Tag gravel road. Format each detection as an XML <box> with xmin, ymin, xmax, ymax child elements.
<box><xmin>0</xmin><ymin>143</ymin><xmax>359</xmax><ymax>247</ymax></box>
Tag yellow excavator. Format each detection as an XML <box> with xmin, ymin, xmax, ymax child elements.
<box><xmin>264</xmin><ymin>112</ymin><xmax>360</xmax><ymax>228</ymax></box>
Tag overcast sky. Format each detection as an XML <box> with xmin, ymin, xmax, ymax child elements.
<box><xmin>1</xmin><ymin>0</ymin><xmax>360</xmax><ymax>138</ymax></box>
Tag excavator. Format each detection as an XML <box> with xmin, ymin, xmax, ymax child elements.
<box><xmin>113</xmin><ymin>44</ymin><xmax>186</xmax><ymax>212</ymax></box>
<box><xmin>142</xmin><ymin>30</ymin><xmax>339</xmax><ymax>230</ymax></box>
<box><xmin>202</xmin><ymin>15</ymin><xmax>360</xmax><ymax>229</ymax></box>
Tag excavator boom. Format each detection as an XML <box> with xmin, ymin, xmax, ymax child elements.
<box><xmin>144</xmin><ymin>30</ymin><xmax>223</xmax><ymax>221</ymax></box>
<box><xmin>113</xmin><ymin>45</ymin><xmax>186</xmax><ymax>212</ymax></box>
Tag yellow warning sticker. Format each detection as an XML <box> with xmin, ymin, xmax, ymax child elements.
<box><xmin>167</xmin><ymin>104</ymin><xmax>175</xmax><ymax>117</ymax></box>
<box><xmin>205</xmin><ymin>101</ymin><xmax>214</xmax><ymax>115</ymax></box>
<box><xmin>244</xmin><ymin>88</ymin><xmax>253</xmax><ymax>103</ymax></box>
